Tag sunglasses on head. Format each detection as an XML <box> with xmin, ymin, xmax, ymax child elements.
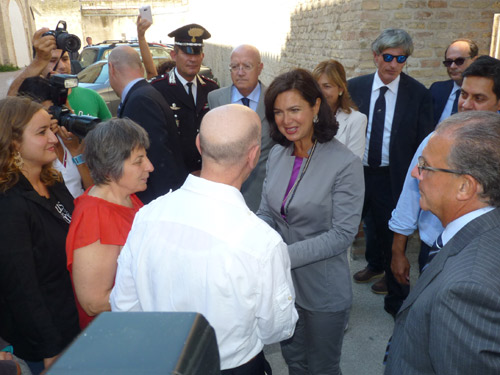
<box><xmin>382</xmin><ymin>54</ymin><xmax>408</xmax><ymax>64</ymax></box>
<box><xmin>442</xmin><ymin>57</ymin><xmax>470</xmax><ymax>68</ymax></box>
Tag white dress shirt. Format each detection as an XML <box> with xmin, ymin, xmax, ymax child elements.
<box><xmin>363</xmin><ymin>72</ymin><xmax>400</xmax><ymax>167</ymax></box>
<box><xmin>110</xmin><ymin>174</ymin><xmax>298</xmax><ymax>370</ymax></box>
<box><xmin>231</xmin><ymin>83</ymin><xmax>261</xmax><ymax>112</ymax></box>
<box><xmin>441</xmin><ymin>206</ymin><xmax>495</xmax><ymax>246</ymax></box>
<box><xmin>175</xmin><ymin>67</ymin><xmax>197</xmax><ymax>104</ymax></box>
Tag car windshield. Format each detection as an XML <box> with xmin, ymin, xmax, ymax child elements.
<box><xmin>77</xmin><ymin>63</ymin><xmax>109</xmax><ymax>84</ymax></box>
<box><xmin>79</xmin><ymin>48</ymin><xmax>98</xmax><ymax>69</ymax></box>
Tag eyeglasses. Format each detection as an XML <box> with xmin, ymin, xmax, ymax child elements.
<box><xmin>229</xmin><ymin>63</ymin><xmax>254</xmax><ymax>73</ymax></box>
<box><xmin>417</xmin><ymin>156</ymin><xmax>463</xmax><ymax>176</ymax></box>
<box><xmin>442</xmin><ymin>57</ymin><xmax>471</xmax><ymax>68</ymax></box>
<box><xmin>382</xmin><ymin>54</ymin><xmax>408</xmax><ymax>64</ymax></box>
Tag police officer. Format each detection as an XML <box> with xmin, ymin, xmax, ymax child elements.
<box><xmin>152</xmin><ymin>24</ymin><xmax>219</xmax><ymax>173</ymax></box>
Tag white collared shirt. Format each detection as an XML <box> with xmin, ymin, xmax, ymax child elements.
<box><xmin>110</xmin><ymin>175</ymin><xmax>298</xmax><ymax>370</ymax></box>
<box><xmin>441</xmin><ymin>206</ymin><xmax>495</xmax><ymax>246</ymax></box>
<box><xmin>363</xmin><ymin>72</ymin><xmax>401</xmax><ymax>167</ymax></box>
<box><xmin>438</xmin><ymin>82</ymin><xmax>461</xmax><ymax>124</ymax></box>
<box><xmin>230</xmin><ymin>83</ymin><xmax>261</xmax><ymax>112</ymax></box>
<box><xmin>175</xmin><ymin>67</ymin><xmax>198</xmax><ymax>104</ymax></box>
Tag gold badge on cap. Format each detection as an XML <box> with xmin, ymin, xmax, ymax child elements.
<box><xmin>188</xmin><ymin>27</ymin><xmax>204</xmax><ymax>43</ymax></box>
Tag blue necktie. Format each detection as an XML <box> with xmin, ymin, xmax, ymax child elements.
<box><xmin>368</xmin><ymin>86</ymin><xmax>388</xmax><ymax>167</ymax></box>
<box><xmin>451</xmin><ymin>90</ymin><xmax>460</xmax><ymax>115</ymax></box>
<box><xmin>241</xmin><ymin>97</ymin><xmax>250</xmax><ymax>107</ymax></box>
<box><xmin>421</xmin><ymin>233</ymin><xmax>443</xmax><ymax>272</ymax></box>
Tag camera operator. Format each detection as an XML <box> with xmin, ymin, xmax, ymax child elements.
<box><xmin>8</xmin><ymin>27</ymin><xmax>111</xmax><ymax>121</ymax></box>
<box><xmin>18</xmin><ymin>76</ymin><xmax>94</xmax><ymax>198</ymax></box>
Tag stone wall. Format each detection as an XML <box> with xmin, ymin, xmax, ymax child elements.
<box><xmin>10</xmin><ymin>0</ymin><xmax>500</xmax><ymax>88</ymax></box>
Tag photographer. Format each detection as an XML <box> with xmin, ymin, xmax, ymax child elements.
<box><xmin>18</xmin><ymin>76</ymin><xmax>93</xmax><ymax>198</ymax></box>
<box><xmin>8</xmin><ymin>25</ymin><xmax>111</xmax><ymax>121</ymax></box>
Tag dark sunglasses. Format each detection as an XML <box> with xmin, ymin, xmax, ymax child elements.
<box><xmin>382</xmin><ymin>54</ymin><xmax>408</xmax><ymax>64</ymax></box>
<box><xmin>442</xmin><ymin>57</ymin><xmax>470</xmax><ymax>68</ymax></box>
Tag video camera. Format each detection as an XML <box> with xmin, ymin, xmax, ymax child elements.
<box><xmin>48</xmin><ymin>74</ymin><xmax>100</xmax><ymax>139</ymax></box>
<box><xmin>42</xmin><ymin>21</ymin><xmax>81</xmax><ymax>53</ymax></box>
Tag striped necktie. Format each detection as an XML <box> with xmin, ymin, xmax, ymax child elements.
<box><xmin>421</xmin><ymin>233</ymin><xmax>444</xmax><ymax>272</ymax></box>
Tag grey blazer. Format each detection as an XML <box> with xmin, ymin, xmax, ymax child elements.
<box><xmin>385</xmin><ymin>207</ymin><xmax>500</xmax><ymax>375</ymax></box>
<box><xmin>257</xmin><ymin>140</ymin><xmax>364</xmax><ymax>312</ymax></box>
<box><xmin>208</xmin><ymin>83</ymin><xmax>274</xmax><ymax>212</ymax></box>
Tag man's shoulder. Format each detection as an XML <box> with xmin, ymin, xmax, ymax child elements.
<box><xmin>347</xmin><ymin>73</ymin><xmax>374</xmax><ymax>85</ymax></box>
<box><xmin>429</xmin><ymin>79</ymin><xmax>453</xmax><ymax>93</ymax></box>
<box><xmin>399</xmin><ymin>72</ymin><xmax>428</xmax><ymax>92</ymax></box>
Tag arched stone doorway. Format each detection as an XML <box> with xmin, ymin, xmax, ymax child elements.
<box><xmin>8</xmin><ymin>0</ymin><xmax>30</xmax><ymax>67</ymax></box>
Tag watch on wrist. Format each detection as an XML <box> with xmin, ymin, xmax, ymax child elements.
<box><xmin>72</xmin><ymin>154</ymin><xmax>85</xmax><ymax>166</ymax></box>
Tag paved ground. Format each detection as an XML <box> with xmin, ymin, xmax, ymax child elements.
<box><xmin>0</xmin><ymin>70</ymin><xmax>20</xmax><ymax>97</ymax></box>
<box><xmin>264</xmin><ymin>234</ymin><xmax>421</xmax><ymax>375</ymax></box>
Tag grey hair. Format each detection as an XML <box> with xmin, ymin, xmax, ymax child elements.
<box><xmin>436</xmin><ymin>111</ymin><xmax>500</xmax><ymax>207</ymax></box>
<box><xmin>83</xmin><ymin>117</ymin><xmax>150</xmax><ymax>185</ymax></box>
<box><xmin>371</xmin><ymin>28</ymin><xmax>414</xmax><ymax>56</ymax></box>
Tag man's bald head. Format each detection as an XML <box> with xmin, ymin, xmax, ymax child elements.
<box><xmin>108</xmin><ymin>45</ymin><xmax>143</xmax><ymax>72</ymax></box>
<box><xmin>230</xmin><ymin>45</ymin><xmax>263</xmax><ymax>97</ymax></box>
<box><xmin>199</xmin><ymin>104</ymin><xmax>261</xmax><ymax>167</ymax></box>
<box><xmin>108</xmin><ymin>46</ymin><xmax>144</xmax><ymax>96</ymax></box>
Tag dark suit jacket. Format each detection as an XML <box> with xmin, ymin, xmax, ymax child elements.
<box><xmin>0</xmin><ymin>176</ymin><xmax>80</xmax><ymax>361</ymax></box>
<box><xmin>429</xmin><ymin>79</ymin><xmax>454</xmax><ymax>126</ymax></box>
<box><xmin>207</xmin><ymin>83</ymin><xmax>274</xmax><ymax>212</ymax></box>
<box><xmin>385</xmin><ymin>208</ymin><xmax>500</xmax><ymax>374</ymax></box>
<box><xmin>151</xmin><ymin>70</ymin><xmax>219</xmax><ymax>172</ymax></box>
<box><xmin>119</xmin><ymin>79</ymin><xmax>188</xmax><ymax>204</ymax></box>
<box><xmin>348</xmin><ymin>72</ymin><xmax>434</xmax><ymax>201</ymax></box>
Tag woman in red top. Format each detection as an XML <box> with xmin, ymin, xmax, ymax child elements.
<box><xmin>66</xmin><ymin>118</ymin><xmax>154</xmax><ymax>329</ymax></box>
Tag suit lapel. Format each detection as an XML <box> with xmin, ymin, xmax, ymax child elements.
<box><xmin>256</xmin><ymin>83</ymin><xmax>266</xmax><ymax>122</ymax></box>
<box><xmin>172</xmin><ymin>72</ymin><xmax>196</xmax><ymax>111</ymax></box>
<box><xmin>390</xmin><ymin>73</ymin><xmax>410</xmax><ymax>151</ymax></box>
<box><xmin>435</xmin><ymin>80</ymin><xmax>454</xmax><ymax>118</ymax></box>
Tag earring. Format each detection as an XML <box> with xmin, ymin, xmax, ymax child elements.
<box><xmin>339</xmin><ymin>92</ymin><xmax>343</xmax><ymax>96</ymax></box>
<box><xmin>313</xmin><ymin>114</ymin><xmax>319</xmax><ymax>124</ymax></box>
<box><xmin>13</xmin><ymin>151</ymin><xmax>23</xmax><ymax>169</ymax></box>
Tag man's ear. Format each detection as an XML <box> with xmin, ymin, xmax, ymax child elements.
<box><xmin>195</xmin><ymin>134</ymin><xmax>201</xmax><ymax>154</ymax></box>
<box><xmin>247</xmin><ymin>144</ymin><xmax>261</xmax><ymax>170</ymax></box>
<box><xmin>456</xmin><ymin>174</ymin><xmax>481</xmax><ymax>201</ymax></box>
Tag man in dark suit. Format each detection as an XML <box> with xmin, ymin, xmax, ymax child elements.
<box><xmin>208</xmin><ymin>45</ymin><xmax>273</xmax><ymax>212</ymax></box>
<box><xmin>108</xmin><ymin>46</ymin><xmax>188</xmax><ymax>204</ymax></box>
<box><xmin>429</xmin><ymin>39</ymin><xmax>478</xmax><ymax>126</ymax></box>
<box><xmin>348</xmin><ymin>28</ymin><xmax>434</xmax><ymax>316</ymax></box>
<box><xmin>385</xmin><ymin>110</ymin><xmax>500</xmax><ymax>374</ymax></box>
<box><xmin>151</xmin><ymin>24</ymin><xmax>219</xmax><ymax>173</ymax></box>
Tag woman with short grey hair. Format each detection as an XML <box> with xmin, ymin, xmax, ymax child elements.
<box><xmin>66</xmin><ymin>118</ymin><xmax>154</xmax><ymax>329</ymax></box>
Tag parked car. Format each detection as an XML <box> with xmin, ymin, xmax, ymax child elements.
<box><xmin>77</xmin><ymin>60</ymin><xmax>216</xmax><ymax>116</ymax></box>
<box><xmin>78</xmin><ymin>40</ymin><xmax>173</xmax><ymax>70</ymax></box>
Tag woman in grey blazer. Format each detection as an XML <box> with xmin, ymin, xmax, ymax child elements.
<box><xmin>257</xmin><ymin>69</ymin><xmax>364</xmax><ymax>375</ymax></box>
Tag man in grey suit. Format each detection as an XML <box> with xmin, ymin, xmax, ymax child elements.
<box><xmin>208</xmin><ymin>44</ymin><xmax>273</xmax><ymax>212</ymax></box>
<box><xmin>385</xmin><ymin>110</ymin><xmax>500</xmax><ymax>374</ymax></box>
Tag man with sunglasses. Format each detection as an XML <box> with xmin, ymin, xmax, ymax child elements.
<box><xmin>429</xmin><ymin>39</ymin><xmax>478</xmax><ymax>126</ymax></box>
<box><xmin>385</xmin><ymin>110</ymin><xmax>500</xmax><ymax>374</ymax></box>
<box><xmin>207</xmin><ymin>45</ymin><xmax>272</xmax><ymax>212</ymax></box>
<box><xmin>348</xmin><ymin>28</ymin><xmax>434</xmax><ymax>317</ymax></box>
<box><xmin>152</xmin><ymin>24</ymin><xmax>219</xmax><ymax>174</ymax></box>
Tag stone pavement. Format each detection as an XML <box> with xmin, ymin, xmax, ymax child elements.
<box><xmin>264</xmin><ymin>234</ymin><xmax>421</xmax><ymax>375</ymax></box>
<box><xmin>0</xmin><ymin>70</ymin><xmax>20</xmax><ymax>97</ymax></box>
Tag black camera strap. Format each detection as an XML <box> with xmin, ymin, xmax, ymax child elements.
<box><xmin>46</xmin><ymin>49</ymin><xmax>66</xmax><ymax>79</ymax></box>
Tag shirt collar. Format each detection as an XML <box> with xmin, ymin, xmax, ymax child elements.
<box><xmin>121</xmin><ymin>78</ymin><xmax>144</xmax><ymax>103</ymax></box>
<box><xmin>373</xmin><ymin>71</ymin><xmax>400</xmax><ymax>94</ymax></box>
<box><xmin>231</xmin><ymin>82</ymin><xmax>261</xmax><ymax>104</ymax></box>
<box><xmin>175</xmin><ymin>67</ymin><xmax>197</xmax><ymax>88</ymax></box>
<box><xmin>182</xmin><ymin>174</ymin><xmax>249</xmax><ymax>210</ymax></box>
<box><xmin>441</xmin><ymin>206</ymin><xmax>496</xmax><ymax>245</ymax></box>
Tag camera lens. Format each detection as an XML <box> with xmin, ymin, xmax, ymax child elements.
<box><xmin>57</xmin><ymin>33</ymin><xmax>81</xmax><ymax>53</ymax></box>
